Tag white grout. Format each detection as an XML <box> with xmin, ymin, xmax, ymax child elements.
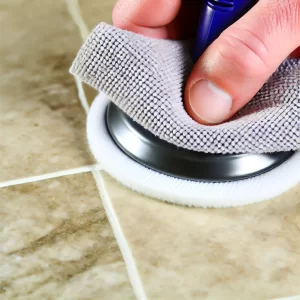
<box><xmin>66</xmin><ymin>0</ymin><xmax>91</xmax><ymax>114</ymax></box>
<box><xmin>92</xmin><ymin>168</ymin><xmax>147</xmax><ymax>300</ymax></box>
<box><xmin>0</xmin><ymin>165</ymin><xmax>102</xmax><ymax>189</ymax></box>
<box><xmin>1</xmin><ymin>1</ymin><xmax>297</xmax><ymax>298</ymax></box>
<box><xmin>66</xmin><ymin>2</ymin><xmax>144</xmax><ymax>299</ymax></box>
<box><xmin>0</xmin><ymin>1</ymin><xmax>96</xmax><ymax>189</ymax></box>
<box><xmin>75</xmin><ymin>75</ymin><xmax>90</xmax><ymax>114</ymax></box>
<box><xmin>66</xmin><ymin>0</ymin><xmax>90</xmax><ymax>40</ymax></box>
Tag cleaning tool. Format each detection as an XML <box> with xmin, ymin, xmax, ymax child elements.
<box><xmin>70</xmin><ymin>0</ymin><xmax>300</xmax><ymax>207</ymax></box>
<box><xmin>105</xmin><ymin>0</ymin><xmax>294</xmax><ymax>182</ymax></box>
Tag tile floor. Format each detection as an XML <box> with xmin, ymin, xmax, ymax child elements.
<box><xmin>0</xmin><ymin>0</ymin><xmax>300</xmax><ymax>299</ymax></box>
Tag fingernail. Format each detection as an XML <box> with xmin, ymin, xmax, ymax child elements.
<box><xmin>188</xmin><ymin>80</ymin><xmax>232</xmax><ymax>124</ymax></box>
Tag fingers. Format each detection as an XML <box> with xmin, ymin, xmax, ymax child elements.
<box><xmin>113</xmin><ymin>0</ymin><xmax>202</xmax><ymax>39</ymax></box>
<box><xmin>112</xmin><ymin>0</ymin><xmax>181</xmax><ymax>38</ymax></box>
<box><xmin>185</xmin><ymin>0</ymin><xmax>300</xmax><ymax>125</ymax></box>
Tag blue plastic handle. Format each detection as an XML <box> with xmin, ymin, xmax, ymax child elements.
<box><xmin>192</xmin><ymin>0</ymin><xmax>258</xmax><ymax>62</ymax></box>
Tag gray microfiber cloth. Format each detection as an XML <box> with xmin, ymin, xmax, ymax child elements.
<box><xmin>70</xmin><ymin>23</ymin><xmax>300</xmax><ymax>154</ymax></box>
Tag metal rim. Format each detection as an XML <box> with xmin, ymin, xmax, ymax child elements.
<box><xmin>105</xmin><ymin>102</ymin><xmax>294</xmax><ymax>182</ymax></box>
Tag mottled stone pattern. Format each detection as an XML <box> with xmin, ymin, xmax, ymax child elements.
<box><xmin>2</xmin><ymin>0</ymin><xmax>299</xmax><ymax>299</ymax></box>
<box><xmin>0</xmin><ymin>0</ymin><xmax>135</xmax><ymax>299</ymax></box>
<box><xmin>0</xmin><ymin>173</ymin><xmax>135</xmax><ymax>299</ymax></box>
<box><xmin>0</xmin><ymin>0</ymin><xmax>95</xmax><ymax>181</ymax></box>
<box><xmin>102</xmin><ymin>172</ymin><xmax>300</xmax><ymax>300</ymax></box>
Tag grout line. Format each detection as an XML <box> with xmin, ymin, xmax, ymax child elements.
<box><xmin>0</xmin><ymin>2</ymin><xmax>98</xmax><ymax>190</ymax></box>
<box><xmin>0</xmin><ymin>164</ymin><xmax>102</xmax><ymax>189</ymax></box>
<box><xmin>66</xmin><ymin>0</ymin><xmax>90</xmax><ymax>114</ymax></box>
<box><xmin>75</xmin><ymin>75</ymin><xmax>90</xmax><ymax>114</ymax></box>
<box><xmin>66</xmin><ymin>0</ymin><xmax>90</xmax><ymax>40</ymax></box>
<box><xmin>67</xmin><ymin>2</ymin><xmax>144</xmax><ymax>299</ymax></box>
<box><xmin>91</xmin><ymin>168</ymin><xmax>147</xmax><ymax>300</ymax></box>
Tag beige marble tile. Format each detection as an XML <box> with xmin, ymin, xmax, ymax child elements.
<box><xmin>0</xmin><ymin>0</ymin><xmax>95</xmax><ymax>182</ymax></box>
<box><xmin>102</xmin><ymin>172</ymin><xmax>300</xmax><ymax>300</ymax></box>
<box><xmin>78</xmin><ymin>0</ymin><xmax>117</xmax><ymax>106</ymax></box>
<box><xmin>0</xmin><ymin>173</ymin><xmax>135</xmax><ymax>299</ymax></box>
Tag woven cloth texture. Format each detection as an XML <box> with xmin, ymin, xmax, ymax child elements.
<box><xmin>70</xmin><ymin>23</ymin><xmax>300</xmax><ymax>154</ymax></box>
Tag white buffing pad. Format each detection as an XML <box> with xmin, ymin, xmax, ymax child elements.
<box><xmin>87</xmin><ymin>93</ymin><xmax>300</xmax><ymax>208</ymax></box>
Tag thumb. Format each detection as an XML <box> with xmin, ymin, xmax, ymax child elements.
<box><xmin>185</xmin><ymin>0</ymin><xmax>300</xmax><ymax>125</ymax></box>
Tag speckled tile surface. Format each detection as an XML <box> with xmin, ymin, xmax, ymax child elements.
<box><xmin>0</xmin><ymin>0</ymin><xmax>95</xmax><ymax>182</ymax></box>
<box><xmin>0</xmin><ymin>173</ymin><xmax>135</xmax><ymax>299</ymax></box>
<box><xmin>102</xmin><ymin>172</ymin><xmax>300</xmax><ymax>300</ymax></box>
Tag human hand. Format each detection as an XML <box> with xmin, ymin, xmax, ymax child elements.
<box><xmin>113</xmin><ymin>0</ymin><xmax>300</xmax><ymax>125</ymax></box>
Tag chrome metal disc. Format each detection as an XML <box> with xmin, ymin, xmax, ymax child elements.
<box><xmin>106</xmin><ymin>102</ymin><xmax>294</xmax><ymax>182</ymax></box>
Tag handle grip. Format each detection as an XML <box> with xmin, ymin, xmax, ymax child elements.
<box><xmin>192</xmin><ymin>0</ymin><xmax>258</xmax><ymax>62</ymax></box>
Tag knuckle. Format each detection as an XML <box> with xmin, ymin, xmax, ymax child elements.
<box><xmin>265</xmin><ymin>0</ymin><xmax>300</xmax><ymax>38</ymax></box>
<box><xmin>217</xmin><ymin>28</ymin><xmax>270</xmax><ymax>79</ymax></box>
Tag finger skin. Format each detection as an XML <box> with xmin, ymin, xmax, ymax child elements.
<box><xmin>113</xmin><ymin>0</ymin><xmax>300</xmax><ymax>125</ymax></box>
<box><xmin>112</xmin><ymin>0</ymin><xmax>181</xmax><ymax>38</ymax></box>
<box><xmin>112</xmin><ymin>0</ymin><xmax>202</xmax><ymax>39</ymax></box>
<box><xmin>185</xmin><ymin>0</ymin><xmax>300</xmax><ymax>124</ymax></box>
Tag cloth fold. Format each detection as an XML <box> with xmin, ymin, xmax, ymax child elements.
<box><xmin>70</xmin><ymin>23</ymin><xmax>300</xmax><ymax>154</ymax></box>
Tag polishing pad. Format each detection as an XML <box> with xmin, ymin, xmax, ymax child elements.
<box><xmin>87</xmin><ymin>93</ymin><xmax>300</xmax><ymax>208</ymax></box>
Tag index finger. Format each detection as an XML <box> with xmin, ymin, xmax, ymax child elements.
<box><xmin>112</xmin><ymin>0</ymin><xmax>181</xmax><ymax>38</ymax></box>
